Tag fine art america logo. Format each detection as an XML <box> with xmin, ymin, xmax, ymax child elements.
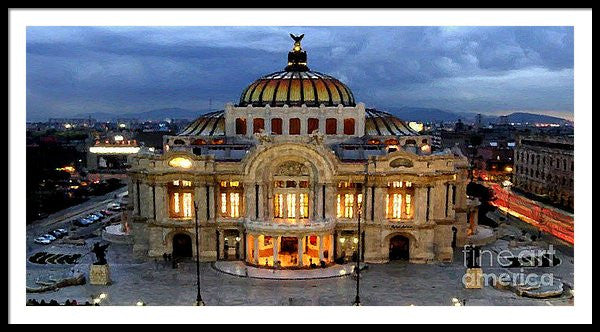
<box><xmin>461</xmin><ymin>245</ymin><xmax>558</xmax><ymax>288</ymax></box>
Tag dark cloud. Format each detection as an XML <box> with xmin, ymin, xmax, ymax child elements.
<box><xmin>26</xmin><ymin>26</ymin><xmax>573</xmax><ymax>120</ymax></box>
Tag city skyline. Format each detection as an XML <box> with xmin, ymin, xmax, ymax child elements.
<box><xmin>26</xmin><ymin>26</ymin><xmax>574</xmax><ymax>122</ymax></box>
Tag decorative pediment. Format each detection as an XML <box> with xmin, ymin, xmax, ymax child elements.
<box><xmin>390</xmin><ymin>157</ymin><xmax>414</xmax><ymax>168</ymax></box>
<box><xmin>275</xmin><ymin>161</ymin><xmax>309</xmax><ymax>176</ymax></box>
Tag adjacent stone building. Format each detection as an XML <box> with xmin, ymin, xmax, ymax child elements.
<box><xmin>513</xmin><ymin>135</ymin><xmax>574</xmax><ymax>210</ymax></box>
<box><xmin>126</xmin><ymin>35</ymin><xmax>477</xmax><ymax>267</ymax></box>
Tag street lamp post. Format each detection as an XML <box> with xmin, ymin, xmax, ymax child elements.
<box><xmin>353</xmin><ymin>201</ymin><xmax>362</xmax><ymax>306</ymax></box>
<box><xmin>193</xmin><ymin>202</ymin><xmax>205</xmax><ymax>306</ymax></box>
<box><xmin>353</xmin><ymin>159</ymin><xmax>368</xmax><ymax>306</ymax></box>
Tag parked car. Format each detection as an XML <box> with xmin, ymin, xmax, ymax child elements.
<box><xmin>87</xmin><ymin>214</ymin><xmax>100</xmax><ymax>221</ymax></box>
<box><xmin>49</xmin><ymin>230</ymin><xmax>64</xmax><ymax>239</ymax></box>
<box><xmin>75</xmin><ymin>218</ymin><xmax>93</xmax><ymax>226</ymax></box>
<box><xmin>108</xmin><ymin>203</ymin><xmax>121</xmax><ymax>211</ymax></box>
<box><xmin>34</xmin><ymin>237</ymin><xmax>51</xmax><ymax>245</ymax></box>
<box><xmin>55</xmin><ymin>228</ymin><xmax>68</xmax><ymax>236</ymax></box>
<box><xmin>92</xmin><ymin>212</ymin><xmax>105</xmax><ymax>219</ymax></box>
<box><xmin>101</xmin><ymin>209</ymin><xmax>114</xmax><ymax>216</ymax></box>
<box><xmin>41</xmin><ymin>234</ymin><xmax>56</xmax><ymax>241</ymax></box>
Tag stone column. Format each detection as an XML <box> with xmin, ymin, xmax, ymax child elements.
<box><xmin>373</xmin><ymin>186</ymin><xmax>387</xmax><ymax>223</ymax></box>
<box><xmin>154</xmin><ymin>184</ymin><xmax>167</xmax><ymax>223</ymax></box>
<box><xmin>245</xmin><ymin>182</ymin><xmax>256</xmax><ymax>221</ymax></box>
<box><xmin>253</xmin><ymin>235</ymin><xmax>259</xmax><ymax>264</ymax></box>
<box><xmin>413</xmin><ymin>185</ymin><xmax>427</xmax><ymax>224</ymax></box>
<box><xmin>208</xmin><ymin>184</ymin><xmax>216</xmax><ymax>222</ymax></box>
<box><xmin>328</xmin><ymin>234</ymin><xmax>334</xmax><ymax>263</ymax></box>
<box><xmin>318</xmin><ymin>235</ymin><xmax>324</xmax><ymax>262</ymax></box>
<box><xmin>298</xmin><ymin>236</ymin><xmax>304</xmax><ymax>267</ymax></box>
<box><xmin>324</xmin><ymin>184</ymin><xmax>336</xmax><ymax>219</ymax></box>
<box><xmin>246</xmin><ymin>115</ymin><xmax>253</xmax><ymax>138</ymax></box>
<box><xmin>273</xmin><ymin>236</ymin><xmax>280</xmax><ymax>265</ymax></box>
<box><xmin>194</xmin><ymin>185</ymin><xmax>207</xmax><ymax>221</ymax></box>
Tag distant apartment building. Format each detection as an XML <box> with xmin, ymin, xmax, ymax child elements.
<box><xmin>513</xmin><ymin>135</ymin><xmax>574</xmax><ymax>210</ymax></box>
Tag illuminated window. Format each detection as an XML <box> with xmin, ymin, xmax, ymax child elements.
<box><xmin>173</xmin><ymin>193</ymin><xmax>180</xmax><ymax>213</ymax></box>
<box><xmin>344</xmin><ymin>194</ymin><xmax>354</xmax><ymax>218</ymax></box>
<box><xmin>219</xmin><ymin>181</ymin><xmax>243</xmax><ymax>218</ymax></box>
<box><xmin>273</xmin><ymin>177</ymin><xmax>309</xmax><ymax>221</ymax></box>
<box><xmin>386</xmin><ymin>181</ymin><xmax>414</xmax><ymax>220</ymax></box>
<box><xmin>169</xmin><ymin>180</ymin><xmax>194</xmax><ymax>219</ymax></box>
<box><xmin>299</xmin><ymin>193</ymin><xmax>309</xmax><ymax>218</ymax></box>
<box><xmin>168</xmin><ymin>157</ymin><xmax>193</xmax><ymax>169</ymax></box>
<box><xmin>230</xmin><ymin>193</ymin><xmax>240</xmax><ymax>218</ymax></box>
<box><xmin>287</xmin><ymin>194</ymin><xmax>296</xmax><ymax>218</ymax></box>
<box><xmin>183</xmin><ymin>193</ymin><xmax>192</xmax><ymax>218</ymax></box>
<box><xmin>221</xmin><ymin>193</ymin><xmax>227</xmax><ymax>214</ymax></box>
<box><xmin>275</xmin><ymin>194</ymin><xmax>284</xmax><ymax>218</ymax></box>
<box><xmin>336</xmin><ymin>182</ymin><xmax>363</xmax><ymax>219</ymax></box>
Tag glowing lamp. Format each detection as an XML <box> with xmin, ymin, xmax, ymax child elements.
<box><xmin>339</xmin><ymin>238</ymin><xmax>346</xmax><ymax>244</ymax></box>
<box><xmin>353</xmin><ymin>237</ymin><xmax>359</xmax><ymax>244</ymax></box>
<box><xmin>168</xmin><ymin>157</ymin><xmax>193</xmax><ymax>169</ymax></box>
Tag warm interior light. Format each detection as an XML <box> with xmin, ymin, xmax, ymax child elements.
<box><xmin>168</xmin><ymin>157</ymin><xmax>193</xmax><ymax>169</ymax></box>
<box><xmin>89</xmin><ymin>146</ymin><xmax>140</xmax><ymax>154</ymax></box>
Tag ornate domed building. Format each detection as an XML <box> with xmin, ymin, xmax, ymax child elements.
<box><xmin>126</xmin><ymin>35</ymin><xmax>478</xmax><ymax>268</ymax></box>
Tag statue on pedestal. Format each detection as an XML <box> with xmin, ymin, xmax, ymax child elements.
<box><xmin>92</xmin><ymin>242</ymin><xmax>110</xmax><ymax>265</ymax></box>
<box><xmin>90</xmin><ymin>242</ymin><xmax>111</xmax><ymax>285</ymax></box>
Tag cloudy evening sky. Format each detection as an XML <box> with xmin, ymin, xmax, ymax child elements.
<box><xmin>26</xmin><ymin>26</ymin><xmax>574</xmax><ymax>121</ymax></box>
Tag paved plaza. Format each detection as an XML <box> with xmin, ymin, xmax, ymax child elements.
<box><xmin>26</xmin><ymin>225</ymin><xmax>574</xmax><ymax>306</ymax></box>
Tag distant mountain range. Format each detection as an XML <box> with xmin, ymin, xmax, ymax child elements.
<box><xmin>70</xmin><ymin>108</ymin><xmax>202</xmax><ymax>121</ymax></box>
<box><xmin>57</xmin><ymin>106</ymin><xmax>571</xmax><ymax>125</ymax></box>
<box><xmin>383</xmin><ymin>107</ymin><xmax>572</xmax><ymax>125</ymax></box>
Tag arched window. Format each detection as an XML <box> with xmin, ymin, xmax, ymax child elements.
<box><xmin>308</xmin><ymin>118</ymin><xmax>319</xmax><ymax>134</ymax></box>
<box><xmin>343</xmin><ymin>118</ymin><xmax>355</xmax><ymax>135</ymax></box>
<box><xmin>253</xmin><ymin>118</ymin><xmax>265</xmax><ymax>134</ymax></box>
<box><xmin>271</xmin><ymin>118</ymin><xmax>282</xmax><ymax>135</ymax></box>
<box><xmin>235</xmin><ymin>118</ymin><xmax>247</xmax><ymax>135</ymax></box>
<box><xmin>325</xmin><ymin>118</ymin><xmax>337</xmax><ymax>135</ymax></box>
<box><xmin>289</xmin><ymin>118</ymin><xmax>301</xmax><ymax>135</ymax></box>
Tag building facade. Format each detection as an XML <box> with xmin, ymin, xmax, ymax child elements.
<box><xmin>126</xmin><ymin>35</ymin><xmax>477</xmax><ymax>267</ymax></box>
<box><xmin>513</xmin><ymin>135</ymin><xmax>574</xmax><ymax>210</ymax></box>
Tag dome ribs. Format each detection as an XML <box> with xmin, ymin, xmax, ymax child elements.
<box><xmin>239</xmin><ymin>70</ymin><xmax>354</xmax><ymax>107</ymax></box>
<box><xmin>208</xmin><ymin>112</ymin><xmax>225</xmax><ymax>136</ymax></box>
<box><xmin>365</xmin><ymin>109</ymin><xmax>382</xmax><ymax>136</ymax></box>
